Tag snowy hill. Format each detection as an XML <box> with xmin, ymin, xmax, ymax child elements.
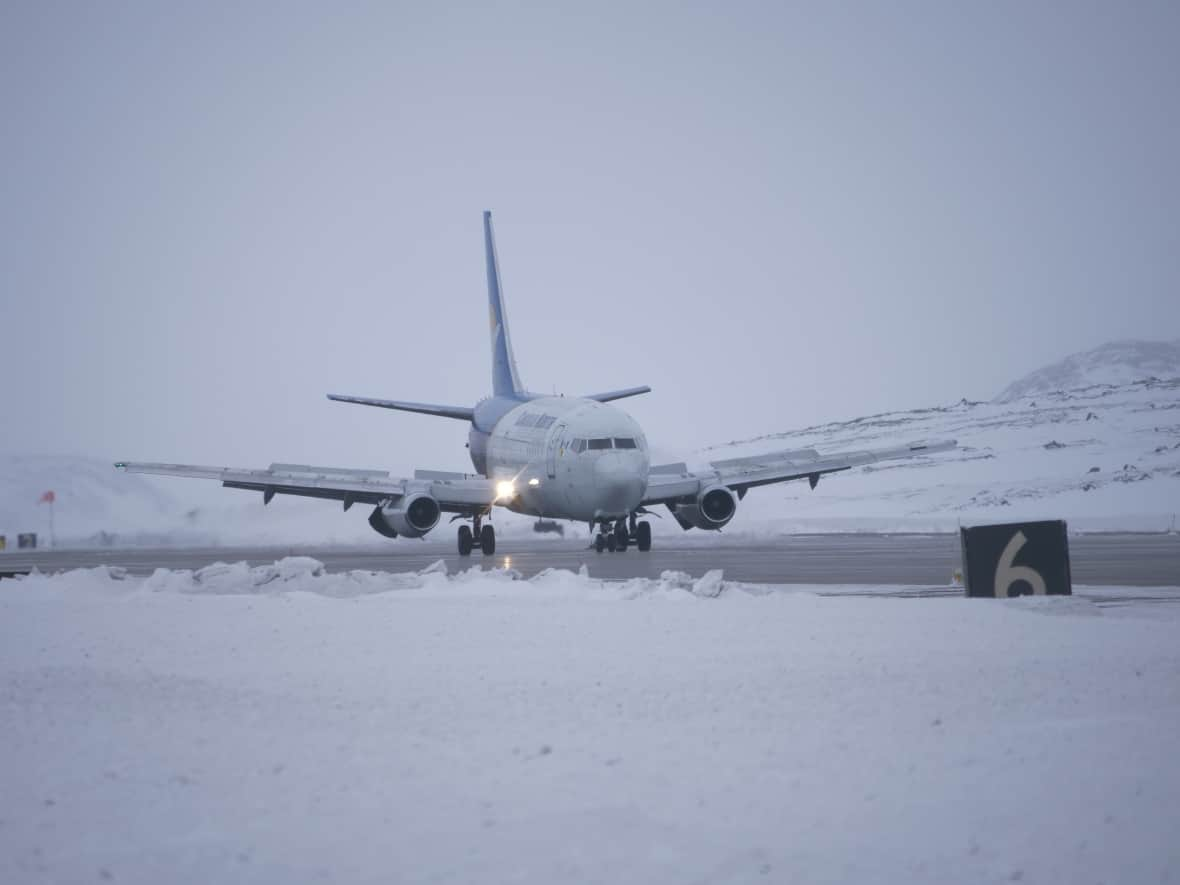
<box><xmin>700</xmin><ymin>374</ymin><xmax>1180</xmax><ymax>534</ymax></box>
<box><xmin>687</xmin><ymin>339</ymin><xmax>1180</xmax><ymax>534</ymax></box>
<box><xmin>995</xmin><ymin>339</ymin><xmax>1180</xmax><ymax>403</ymax></box>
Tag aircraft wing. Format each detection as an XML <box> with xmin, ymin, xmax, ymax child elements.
<box><xmin>114</xmin><ymin>461</ymin><xmax>497</xmax><ymax>513</ymax></box>
<box><xmin>641</xmin><ymin>439</ymin><xmax>957</xmax><ymax>505</ymax></box>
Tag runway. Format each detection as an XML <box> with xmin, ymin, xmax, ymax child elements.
<box><xmin>3</xmin><ymin>532</ymin><xmax>1178</xmax><ymax>586</ymax></box>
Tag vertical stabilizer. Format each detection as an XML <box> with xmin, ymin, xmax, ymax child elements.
<box><xmin>484</xmin><ymin>211</ymin><xmax>525</xmax><ymax>397</ymax></box>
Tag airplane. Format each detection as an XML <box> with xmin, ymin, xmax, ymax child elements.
<box><xmin>116</xmin><ymin>211</ymin><xmax>956</xmax><ymax>556</ymax></box>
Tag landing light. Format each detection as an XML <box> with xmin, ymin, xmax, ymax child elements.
<box><xmin>528</xmin><ymin>478</ymin><xmax>540</xmax><ymax>486</ymax></box>
<box><xmin>496</xmin><ymin>480</ymin><xmax>515</xmax><ymax>500</ymax></box>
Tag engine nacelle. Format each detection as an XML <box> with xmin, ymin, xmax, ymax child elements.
<box><xmin>368</xmin><ymin>493</ymin><xmax>442</xmax><ymax>539</ymax></box>
<box><xmin>670</xmin><ymin>484</ymin><xmax>738</xmax><ymax>531</ymax></box>
<box><xmin>368</xmin><ymin>505</ymin><xmax>399</xmax><ymax>538</ymax></box>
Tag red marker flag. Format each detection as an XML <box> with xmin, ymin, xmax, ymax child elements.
<box><xmin>39</xmin><ymin>490</ymin><xmax>55</xmax><ymax>504</ymax></box>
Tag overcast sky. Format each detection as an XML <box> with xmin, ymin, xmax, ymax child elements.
<box><xmin>3</xmin><ymin>1</ymin><xmax>1178</xmax><ymax>477</ymax></box>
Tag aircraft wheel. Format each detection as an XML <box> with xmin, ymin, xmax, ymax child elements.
<box><xmin>606</xmin><ymin>533</ymin><xmax>617</xmax><ymax>553</ymax></box>
<box><xmin>636</xmin><ymin>521</ymin><xmax>652</xmax><ymax>552</ymax></box>
<box><xmin>458</xmin><ymin>525</ymin><xmax>473</xmax><ymax>556</ymax></box>
<box><xmin>480</xmin><ymin>524</ymin><xmax>496</xmax><ymax>555</ymax></box>
<box><xmin>594</xmin><ymin>533</ymin><xmax>605</xmax><ymax>553</ymax></box>
<box><xmin>614</xmin><ymin>523</ymin><xmax>629</xmax><ymax>552</ymax></box>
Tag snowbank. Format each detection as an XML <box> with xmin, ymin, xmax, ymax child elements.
<box><xmin>2</xmin><ymin>560</ymin><xmax>1178</xmax><ymax>884</ymax></box>
<box><xmin>13</xmin><ymin>557</ymin><xmax>751</xmax><ymax>601</ymax></box>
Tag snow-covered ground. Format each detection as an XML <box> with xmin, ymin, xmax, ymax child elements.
<box><xmin>2</xmin><ymin>559</ymin><xmax>1178</xmax><ymax>883</ymax></box>
<box><xmin>4</xmin><ymin>340</ymin><xmax>1178</xmax><ymax>546</ymax></box>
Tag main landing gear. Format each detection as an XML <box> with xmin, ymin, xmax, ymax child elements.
<box><xmin>457</xmin><ymin>513</ymin><xmax>495</xmax><ymax>556</ymax></box>
<box><xmin>594</xmin><ymin>513</ymin><xmax>651</xmax><ymax>554</ymax></box>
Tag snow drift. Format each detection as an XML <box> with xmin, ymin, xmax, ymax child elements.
<box><xmin>15</xmin><ymin>556</ymin><xmax>750</xmax><ymax>601</ymax></box>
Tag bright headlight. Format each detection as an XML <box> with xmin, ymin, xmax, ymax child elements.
<box><xmin>496</xmin><ymin>480</ymin><xmax>515</xmax><ymax>500</ymax></box>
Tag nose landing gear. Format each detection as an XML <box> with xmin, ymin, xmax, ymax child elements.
<box><xmin>593</xmin><ymin>513</ymin><xmax>651</xmax><ymax>553</ymax></box>
<box><xmin>457</xmin><ymin>513</ymin><xmax>495</xmax><ymax>556</ymax></box>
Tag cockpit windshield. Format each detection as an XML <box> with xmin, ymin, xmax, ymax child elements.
<box><xmin>571</xmin><ymin>437</ymin><xmax>641</xmax><ymax>453</ymax></box>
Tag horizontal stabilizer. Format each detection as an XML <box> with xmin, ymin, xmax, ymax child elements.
<box><xmin>584</xmin><ymin>385</ymin><xmax>652</xmax><ymax>403</ymax></box>
<box><xmin>327</xmin><ymin>394</ymin><xmax>474</xmax><ymax>422</ymax></box>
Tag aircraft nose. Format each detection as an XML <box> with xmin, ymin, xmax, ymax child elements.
<box><xmin>594</xmin><ymin>453</ymin><xmax>644</xmax><ymax>512</ymax></box>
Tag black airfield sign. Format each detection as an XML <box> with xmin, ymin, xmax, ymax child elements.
<box><xmin>960</xmin><ymin>520</ymin><xmax>1072</xmax><ymax>598</ymax></box>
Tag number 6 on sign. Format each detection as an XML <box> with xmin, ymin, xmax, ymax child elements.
<box><xmin>960</xmin><ymin>520</ymin><xmax>1070</xmax><ymax>597</ymax></box>
<box><xmin>994</xmin><ymin>530</ymin><xmax>1047</xmax><ymax>597</ymax></box>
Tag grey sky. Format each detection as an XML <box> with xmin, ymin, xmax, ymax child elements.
<box><xmin>3</xmin><ymin>1</ymin><xmax>1178</xmax><ymax>478</ymax></box>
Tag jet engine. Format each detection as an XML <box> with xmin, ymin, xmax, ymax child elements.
<box><xmin>368</xmin><ymin>493</ymin><xmax>442</xmax><ymax>539</ymax></box>
<box><xmin>670</xmin><ymin>484</ymin><xmax>738</xmax><ymax>531</ymax></box>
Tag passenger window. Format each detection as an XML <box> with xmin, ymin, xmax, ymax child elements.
<box><xmin>613</xmin><ymin>438</ymin><xmax>637</xmax><ymax>449</ymax></box>
<box><xmin>588</xmin><ymin>438</ymin><xmax>612</xmax><ymax>450</ymax></box>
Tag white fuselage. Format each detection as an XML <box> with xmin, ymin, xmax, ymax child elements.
<box><xmin>483</xmin><ymin>397</ymin><xmax>650</xmax><ymax>522</ymax></box>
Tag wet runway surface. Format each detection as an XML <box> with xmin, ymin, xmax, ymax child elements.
<box><xmin>3</xmin><ymin>533</ymin><xmax>1178</xmax><ymax>586</ymax></box>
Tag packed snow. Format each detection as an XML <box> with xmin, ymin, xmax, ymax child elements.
<box><xmin>2</xmin><ymin>559</ymin><xmax>1178</xmax><ymax>884</ymax></box>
